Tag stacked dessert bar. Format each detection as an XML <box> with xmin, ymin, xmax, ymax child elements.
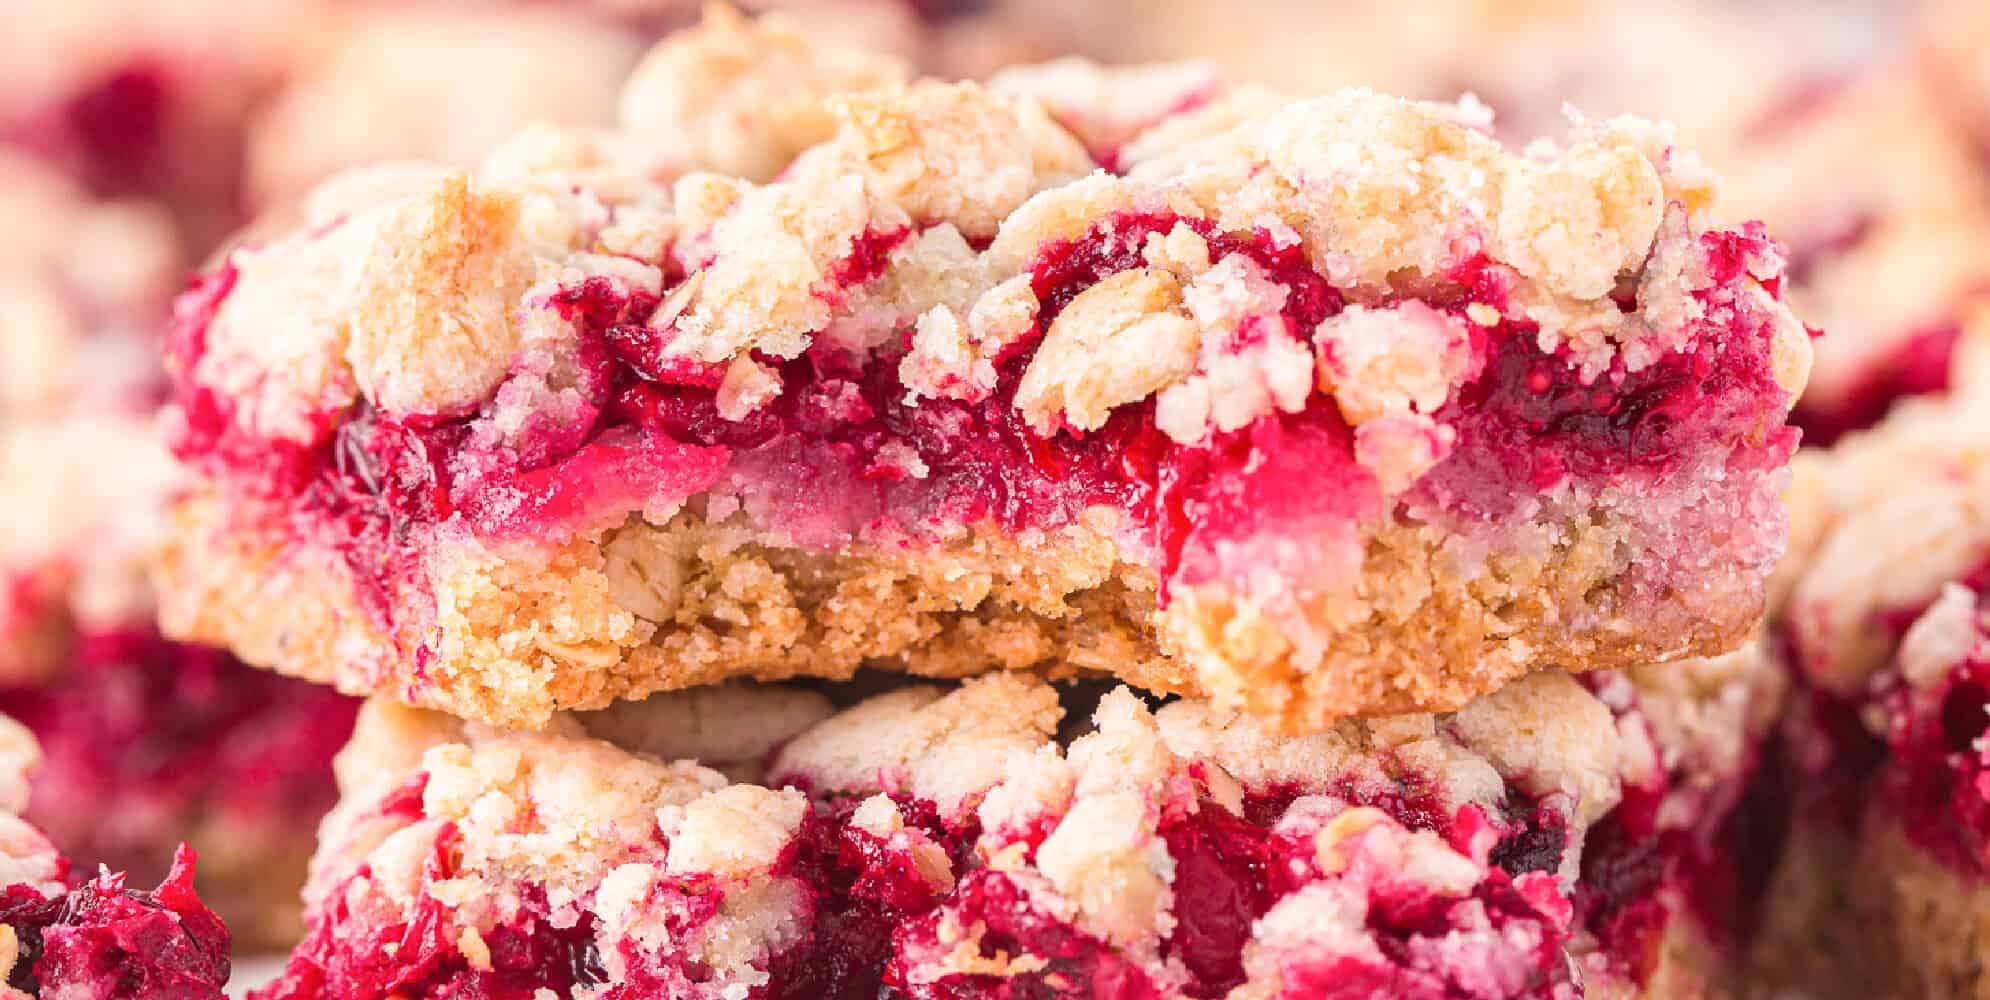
<box><xmin>126</xmin><ymin>7</ymin><xmax>1827</xmax><ymax>996</ymax></box>
<box><xmin>43</xmin><ymin>0</ymin><xmax>1990</xmax><ymax>996</ymax></box>
<box><xmin>0</xmin><ymin>152</ymin><xmax>357</xmax><ymax>952</ymax></box>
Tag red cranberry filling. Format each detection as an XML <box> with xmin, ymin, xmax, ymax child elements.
<box><xmin>62</xmin><ymin>64</ymin><xmax>172</xmax><ymax>196</ymax></box>
<box><xmin>0</xmin><ymin>628</ymin><xmax>356</xmax><ymax>883</ymax></box>
<box><xmin>1</xmin><ymin>61</ymin><xmax>173</xmax><ymax>201</ymax></box>
<box><xmin>0</xmin><ymin>845</ymin><xmax>230</xmax><ymax>999</ymax></box>
<box><xmin>1158</xmin><ymin>796</ymin><xmax>1276</xmax><ymax>996</ymax></box>
<box><xmin>1486</xmin><ymin>803</ymin><xmax>1568</xmax><ymax>877</ymax></box>
<box><xmin>257</xmin><ymin>826</ymin><xmax>608</xmax><ymax>1000</ymax></box>
<box><xmin>1561</xmin><ymin>671</ymin><xmax>1793</xmax><ymax>983</ymax></box>
<box><xmin>171</xmin><ymin>212</ymin><xmax>1796</xmax><ymax>648</ymax></box>
<box><xmin>767</xmin><ymin>794</ymin><xmax>976</xmax><ymax>1000</ymax></box>
<box><xmin>896</xmin><ymin>869</ymin><xmax>1171</xmax><ymax>1000</ymax></box>
<box><xmin>1571</xmin><ymin>780</ymin><xmax>1671</xmax><ymax>979</ymax></box>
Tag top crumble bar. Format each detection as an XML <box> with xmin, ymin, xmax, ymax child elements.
<box><xmin>155</xmin><ymin>11</ymin><xmax>1812</xmax><ymax>731</ymax></box>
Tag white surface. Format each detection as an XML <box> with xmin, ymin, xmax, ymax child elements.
<box><xmin>227</xmin><ymin>955</ymin><xmax>286</xmax><ymax>999</ymax></box>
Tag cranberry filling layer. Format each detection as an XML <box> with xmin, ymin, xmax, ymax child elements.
<box><xmin>172</xmin><ymin>209</ymin><xmax>1795</xmax><ymax>643</ymax></box>
<box><xmin>0</xmin><ymin>845</ymin><xmax>230</xmax><ymax>999</ymax></box>
<box><xmin>0</xmin><ymin>628</ymin><xmax>357</xmax><ymax>880</ymax></box>
<box><xmin>769</xmin><ymin>794</ymin><xmax>973</xmax><ymax>1000</ymax></box>
<box><xmin>1565</xmin><ymin>672</ymin><xmax>1793</xmax><ymax>981</ymax></box>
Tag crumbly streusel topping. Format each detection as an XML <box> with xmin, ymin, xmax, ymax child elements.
<box><xmin>293</xmin><ymin>632</ymin><xmax>1780</xmax><ymax>998</ymax></box>
<box><xmin>987</xmin><ymin>57</ymin><xmax>1228</xmax><ymax>160</ymax></box>
<box><xmin>774</xmin><ymin>671</ymin><xmax>1643</xmax><ymax>846</ymax></box>
<box><xmin>307</xmin><ymin>686</ymin><xmax>833</xmax><ymax>994</ymax></box>
<box><xmin>618</xmin><ymin>2</ymin><xmax>911</xmax><ymax>183</ymax></box>
<box><xmin>186</xmin><ymin>34</ymin><xmax>1807</xmax><ymax>470</ymax></box>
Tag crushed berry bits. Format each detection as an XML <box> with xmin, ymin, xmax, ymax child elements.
<box><xmin>0</xmin><ymin>845</ymin><xmax>230</xmax><ymax>999</ymax></box>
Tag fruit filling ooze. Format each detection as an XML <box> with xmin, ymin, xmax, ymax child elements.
<box><xmin>258</xmin><ymin>678</ymin><xmax>1777</xmax><ymax>1000</ymax></box>
<box><xmin>0</xmin><ymin>846</ymin><xmax>231</xmax><ymax>997</ymax></box>
<box><xmin>1790</xmin><ymin>565</ymin><xmax>1990</xmax><ymax>876</ymax></box>
<box><xmin>171</xmin><ymin>201</ymin><xmax>1800</xmax><ymax>658</ymax></box>
<box><xmin>0</xmin><ymin>628</ymin><xmax>358</xmax><ymax>881</ymax></box>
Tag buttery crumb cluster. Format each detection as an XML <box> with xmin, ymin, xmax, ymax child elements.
<box><xmin>157</xmin><ymin>10</ymin><xmax>1810</xmax><ymax>740</ymax></box>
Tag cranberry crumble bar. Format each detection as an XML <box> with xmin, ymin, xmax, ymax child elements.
<box><xmin>0</xmin><ymin>714</ymin><xmax>231</xmax><ymax>999</ymax></box>
<box><xmin>0</xmin><ymin>155</ymin><xmax>357</xmax><ymax>947</ymax></box>
<box><xmin>258</xmin><ymin>653</ymin><xmax>1784</xmax><ymax>999</ymax></box>
<box><xmin>157</xmin><ymin>31</ymin><xmax>1813</xmax><ymax>732</ymax></box>
<box><xmin>1755</xmin><ymin>393</ymin><xmax>1990</xmax><ymax>998</ymax></box>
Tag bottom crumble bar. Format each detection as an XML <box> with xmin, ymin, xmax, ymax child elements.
<box><xmin>258</xmin><ymin>648</ymin><xmax>1785</xmax><ymax>999</ymax></box>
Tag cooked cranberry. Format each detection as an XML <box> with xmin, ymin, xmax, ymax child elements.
<box><xmin>826</xmin><ymin>229</ymin><xmax>912</xmax><ymax>292</ymax></box>
<box><xmin>0</xmin><ymin>845</ymin><xmax>230</xmax><ymax>999</ymax></box>
<box><xmin>1488</xmin><ymin>806</ymin><xmax>1568</xmax><ymax>877</ymax></box>
<box><xmin>1159</xmin><ymin>803</ymin><xmax>1273</xmax><ymax>996</ymax></box>
<box><xmin>767</xmin><ymin>797</ymin><xmax>969</xmax><ymax>1000</ymax></box>
<box><xmin>892</xmin><ymin>870</ymin><xmax>1168</xmax><ymax>1000</ymax></box>
<box><xmin>62</xmin><ymin>64</ymin><xmax>171</xmax><ymax>194</ymax></box>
